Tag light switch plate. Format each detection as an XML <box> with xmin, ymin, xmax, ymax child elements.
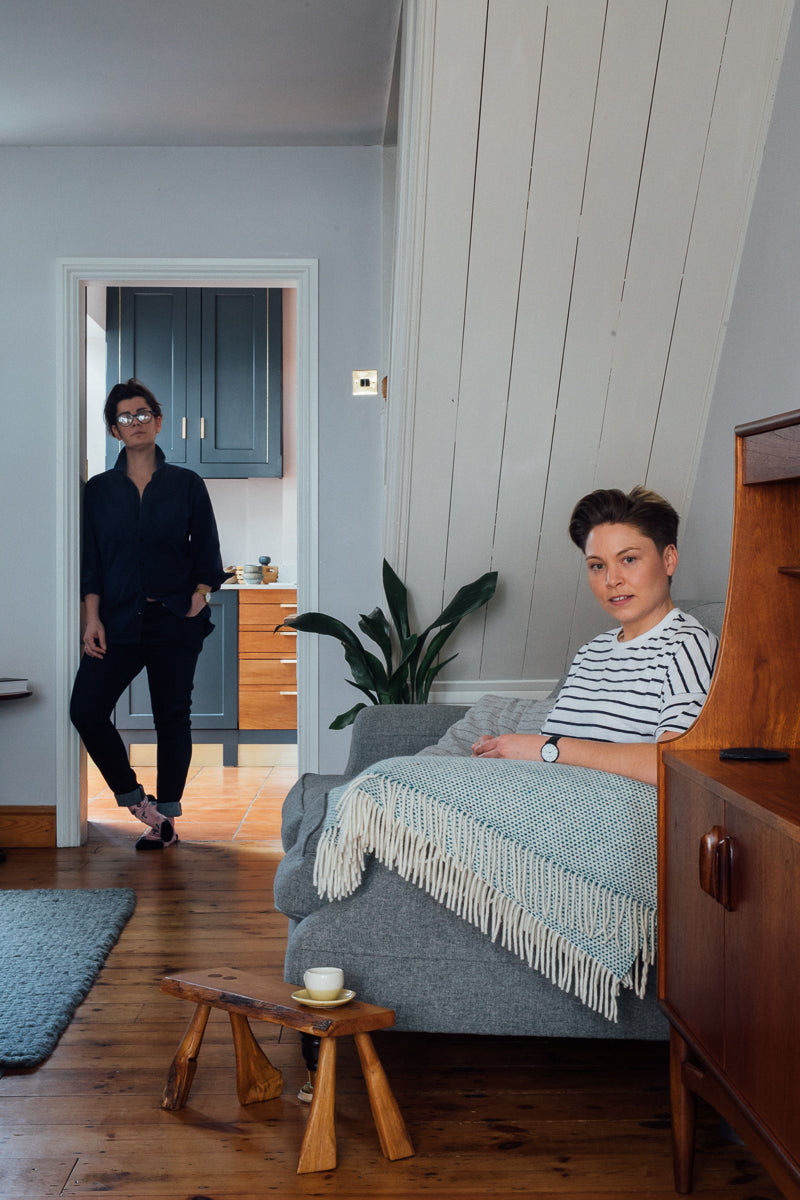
<box><xmin>352</xmin><ymin>369</ymin><xmax>378</xmax><ymax>396</ymax></box>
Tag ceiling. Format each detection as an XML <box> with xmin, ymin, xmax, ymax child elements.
<box><xmin>0</xmin><ymin>0</ymin><xmax>403</xmax><ymax>147</ymax></box>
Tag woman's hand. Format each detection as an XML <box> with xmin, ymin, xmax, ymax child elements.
<box><xmin>472</xmin><ymin>733</ymin><xmax>547</xmax><ymax>760</ymax></box>
<box><xmin>83</xmin><ymin>617</ymin><xmax>107</xmax><ymax>659</ymax></box>
<box><xmin>186</xmin><ymin>590</ymin><xmax>210</xmax><ymax>618</ymax></box>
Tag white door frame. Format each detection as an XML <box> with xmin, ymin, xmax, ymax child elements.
<box><xmin>56</xmin><ymin>257</ymin><xmax>319</xmax><ymax>847</ymax></box>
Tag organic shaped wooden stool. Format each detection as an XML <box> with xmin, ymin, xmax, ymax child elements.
<box><xmin>160</xmin><ymin>967</ymin><xmax>415</xmax><ymax>1174</ymax></box>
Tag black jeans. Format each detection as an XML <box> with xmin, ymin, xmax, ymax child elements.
<box><xmin>70</xmin><ymin>604</ymin><xmax>206</xmax><ymax>817</ymax></box>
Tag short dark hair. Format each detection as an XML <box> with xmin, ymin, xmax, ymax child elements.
<box><xmin>568</xmin><ymin>485</ymin><xmax>679</xmax><ymax>553</ymax></box>
<box><xmin>104</xmin><ymin>378</ymin><xmax>162</xmax><ymax>432</ymax></box>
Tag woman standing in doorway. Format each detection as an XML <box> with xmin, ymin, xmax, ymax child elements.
<box><xmin>70</xmin><ymin>378</ymin><xmax>228</xmax><ymax>849</ymax></box>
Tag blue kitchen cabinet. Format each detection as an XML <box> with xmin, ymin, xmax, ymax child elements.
<box><xmin>114</xmin><ymin>590</ymin><xmax>239</xmax><ymax>764</ymax></box>
<box><xmin>106</xmin><ymin>287</ymin><xmax>282</xmax><ymax>478</ymax></box>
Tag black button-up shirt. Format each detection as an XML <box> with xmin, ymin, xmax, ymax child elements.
<box><xmin>81</xmin><ymin>446</ymin><xmax>228</xmax><ymax>643</ymax></box>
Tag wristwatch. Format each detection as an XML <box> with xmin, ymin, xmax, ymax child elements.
<box><xmin>541</xmin><ymin>735</ymin><xmax>562</xmax><ymax>763</ymax></box>
<box><xmin>195</xmin><ymin>586</ymin><xmax>211</xmax><ymax>601</ymax></box>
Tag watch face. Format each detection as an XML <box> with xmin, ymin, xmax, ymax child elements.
<box><xmin>541</xmin><ymin>741</ymin><xmax>559</xmax><ymax>762</ymax></box>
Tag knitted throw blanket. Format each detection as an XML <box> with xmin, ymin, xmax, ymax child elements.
<box><xmin>314</xmin><ymin>756</ymin><xmax>657</xmax><ymax>1021</ymax></box>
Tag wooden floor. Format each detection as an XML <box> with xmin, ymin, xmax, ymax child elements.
<box><xmin>0</xmin><ymin>792</ymin><xmax>784</xmax><ymax>1198</ymax></box>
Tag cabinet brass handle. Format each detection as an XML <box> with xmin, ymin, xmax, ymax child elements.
<box><xmin>181</xmin><ymin>417</ymin><xmax>187</xmax><ymax>440</ymax></box>
<box><xmin>279</xmin><ymin>659</ymin><xmax>297</xmax><ymax>664</ymax></box>
<box><xmin>279</xmin><ymin>604</ymin><xmax>296</xmax><ymax>609</ymax></box>
<box><xmin>279</xmin><ymin>690</ymin><xmax>298</xmax><ymax>696</ymax></box>
<box><xmin>200</xmin><ymin>417</ymin><xmax>206</xmax><ymax>439</ymax></box>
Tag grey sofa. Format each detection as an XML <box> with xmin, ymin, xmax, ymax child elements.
<box><xmin>274</xmin><ymin>705</ymin><xmax>669</xmax><ymax>1039</ymax></box>
<box><xmin>274</xmin><ymin>602</ymin><xmax>724</xmax><ymax>1040</ymax></box>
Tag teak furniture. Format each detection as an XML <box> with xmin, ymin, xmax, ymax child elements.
<box><xmin>658</xmin><ymin>410</ymin><xmax>800</xmax><ymax>1197</ymax></box>
<box><xmin>160</xmin><ymin>967</ymin><xmax>414</xmax><ymax>1175</ymax></box>
<box><xmin>238</xmin><ymin>587</ymin><xmax>298</xmax><ymax>729</ymax></box>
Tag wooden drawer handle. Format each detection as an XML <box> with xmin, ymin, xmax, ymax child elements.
<box><xmin>699</xmin><ymin>827</ymin><xmax>722</xmax><ymax>899</ymax></box>
<box><xmin>698</xmin><ymin>827</ymin><xmax>735</xmax><ymax>910</ymax></box>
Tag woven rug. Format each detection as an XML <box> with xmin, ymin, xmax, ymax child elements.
<box><xmin>0</xmin><ymin>887</ymin><xmax>136</xmax><ymax>1068</ymax></box>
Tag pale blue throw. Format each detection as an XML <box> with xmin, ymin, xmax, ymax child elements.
<box><xmin>315</xmin><ymin>756</ymin><xmax>657</xmax><ymax>1020</ymax></box>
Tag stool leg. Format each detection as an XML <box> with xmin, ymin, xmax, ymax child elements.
<box><xmin>229</xmin><ymin>1013</ymin><xmax>284</xmax><ymax>1105</ymax></box>
<box><xmin>161</xmin><ymin>1002</ymin><xmax>211</xmax><ymax>1110</ymax></box>
<box><xmin>297</xmin><ymin>1037</ymin><xmax>337</xmax><ymax>1174</ymax></box>
<box><xmin>354</xmin><ymin>1032</ymin><xmax>415</xmax><ymax>1161</ymax></box>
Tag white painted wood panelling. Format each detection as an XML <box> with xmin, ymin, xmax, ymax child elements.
<box><xmin>386</xmin><ymin>0</ymin><xmax>792</xmax><ymax>691</ymax></box>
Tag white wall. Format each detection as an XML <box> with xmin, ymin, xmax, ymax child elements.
<box><xmin>0</xmin><ymin>146</ymin><xmax>385</xmax><ymax>805</ymax></box>
<box><xmin>678</xmin><ymin>4</ymin><xmax>800</xmax><ymax>605</ymax></box>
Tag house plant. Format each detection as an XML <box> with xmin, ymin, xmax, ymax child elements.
<box><xmin>277</xmin><ymin>559</ymin><xmax>498</xmax><ymax>728</ymax></box>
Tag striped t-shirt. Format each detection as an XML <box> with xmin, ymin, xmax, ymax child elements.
<box><xmin>540</xmin><ymin>608</ymin><xmax>718</xmax><ymax>744</ymax></box>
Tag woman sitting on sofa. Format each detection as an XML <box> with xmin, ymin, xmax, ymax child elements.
<box><xmin>469</xmin><ymin>485</ymin><xmax>718</xmax><ymax>786</ymax></box>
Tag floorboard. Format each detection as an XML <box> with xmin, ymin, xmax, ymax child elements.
<box><xmin>0</xmin><ymin>808</ymin><xmax>784</xmax><ymax>1198</ymax></box>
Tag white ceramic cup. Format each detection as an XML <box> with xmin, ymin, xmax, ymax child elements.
<box><xmin>303</xmin><ymin>966</ymin><xmax>344</xmax><ymax>1001</ymax></box>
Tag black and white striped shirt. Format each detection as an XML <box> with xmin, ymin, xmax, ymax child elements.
<box><xmin>540</xmin><ymin>609</ymin><xmax>718</xmax><ymax>744</ymax></box>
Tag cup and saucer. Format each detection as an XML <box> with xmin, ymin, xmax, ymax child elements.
<box><xmin>292</xmin><ymin>966</ymin><xmax>355</xmax><ymax>1009</ymax></box>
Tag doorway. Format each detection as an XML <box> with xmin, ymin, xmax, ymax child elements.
<box><xmin>56</xmin><ymin>257</ymin><xmax>319</xmax><ymax>847</ymax></box>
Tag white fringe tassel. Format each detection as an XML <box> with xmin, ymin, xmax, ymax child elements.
<box><xmin>313</xmin><ymin>776</ymin><xmax>657</xmax><ymax>1023</ymax></box>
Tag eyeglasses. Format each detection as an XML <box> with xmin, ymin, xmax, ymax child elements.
<box><xmin>115</xmin><ymin>409</ymin><xmax>154</xmax><ymax>427</ymax></box>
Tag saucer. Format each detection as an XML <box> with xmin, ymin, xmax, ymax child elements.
<box><xmin>291</xmin><ymin>988</ymin><xmax>356</xmax><ymax>1009</ymax></box>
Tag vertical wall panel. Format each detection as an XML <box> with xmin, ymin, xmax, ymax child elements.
<box><xmin>567</xmin><ymin>0</ymin><xmax>734</xmax><ymax>654</ymax></box>
<box><xmin>647</xmin><ymin>0</ymin><xmax>791</xmax><ymax>511</ymax></box>
<box><xmin>401</xmin><ymin>0</ymin><xmax>487</xmax><ymax>629</ymax></box>
<box><xmin>482</xmin><ymin>0</ymin><xmax>607</xmax><ymax>679</ymax></box>
<box><xmin>523</xmin><ymin>0</ymin><xmax>668</xmax><ymax>679</ymax></box>
<box><xmin>441</xmin><ymin>0</ymin><xmax>547</xmax><ymax>676</ymax></box>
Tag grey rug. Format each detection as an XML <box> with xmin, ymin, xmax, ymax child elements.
<box><xmin>0</xmin><ymin>887</ymin><xmax>136</xmax><ymax>1068</ymax></box>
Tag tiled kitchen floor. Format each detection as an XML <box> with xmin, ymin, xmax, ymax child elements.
<box><xmin>86</xmin><ymin>748</ymin><xmax>297</xmax><ymax>847</ymax></box>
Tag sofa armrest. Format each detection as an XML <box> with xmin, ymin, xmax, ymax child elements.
<box><xmin>343</xmin><ymin>703</ymin><xmax>470</xmax><ymax>777</ymax></box>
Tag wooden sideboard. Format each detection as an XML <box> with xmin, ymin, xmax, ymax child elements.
<box><xmin>238</xmin><ymin>588</ymin><xmax>298</xmax><ymax>729</ymax></box>
<box><xmin>658</xmin><ymin>410</ymin><xmax>800</xmax><ymax>1197</ymax></box>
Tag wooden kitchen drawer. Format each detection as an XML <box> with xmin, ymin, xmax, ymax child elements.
<box><xmin>239</xmin><ymin>658</ymin><xmax>296</xmax><ymax>687</ymax></box>
<box><xmin>239</xmin><ymin>629</ymin><xmax>297</xmax><ymax>656</ymax></box>
<box><xmin>239</xmin><ymin>603</ymin><xmax>298</xmax><ymax>627</ymax></box>
<box><xmin>239</xmin><ymin>687</ymin><xmax>297</xmax><ymax>730</ymax></box>
<box><xmin>238</xmin><ymin>588</ymin><xmax>296</xmax><ymax>606</ymax></box>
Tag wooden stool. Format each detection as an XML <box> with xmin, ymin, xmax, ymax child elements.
<box><xmin>160</xmin><ymin>967</ymin><xmax>415</xmax><ymax>1174</ymax></box>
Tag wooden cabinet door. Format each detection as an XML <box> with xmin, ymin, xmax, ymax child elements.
<box><xmin>724</xmin><ymin>800</ymin><xmax>800</xmax><ymax>1155</ymax></box>
<box><xmin>661</xmin><ymin>771</ymin><xmax>726</xmax><ymax>1068</ymax></box>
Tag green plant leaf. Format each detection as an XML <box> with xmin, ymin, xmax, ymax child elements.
<box><xmin>343</xmin><ymin>643</ymin><xmax>387</xmax><ymax>692</ymax></box>
<box><xmin>277</xmin><ymin>612</ymin><xmax>363</xmax><ymax>653</ymax></box>
<box><xmin>382</xmin><ymin>559</ymin><xmax>411</xmax><ymax>641</ymax></box>
<box><xmin>329</xmin><ymin>702</ymin><xmax>367</xmax><ymax>729</ymax></box>
<box><xmin>357</xmin><ymin>607</ymin><xmax>393</xmax><ymax>672</ymax></box>
<box><xmin>415</xmin><ymin>622</ymin><xmax>459</xmax><ymax>698</ymax></box>
<box><xmin>416</xmin><ymin>653</ymin><xmax>459</xmax><ymax>703</ymax></box>
<box><xmin>422</xmin><ymin>571</ymin><xmax>498</xmax><ymax>635</ymax></box>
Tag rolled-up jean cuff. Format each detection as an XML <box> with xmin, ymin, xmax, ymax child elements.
<box><xmin>156</xmin><ymin>801</ymin><xmax>182</xmax><ymax>818</ymax></box>
<box><xmin>115</xmin><ymin>785</ymin><xmax>146</xmax><ymax>808</ymax></box>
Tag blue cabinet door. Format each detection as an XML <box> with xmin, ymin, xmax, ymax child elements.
<box><xmin>105</xmin><ymin>287</ymin><xmax>188</xmax><ymax>469</ymax></box>
<box><xmin>115</xmin><ymin>591</ymin><xmax>238</xmax><ymax>729</ymax></box>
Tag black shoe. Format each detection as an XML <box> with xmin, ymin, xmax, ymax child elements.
<box><xmin>135</xmin><ymin>818</ymin><xmax>178</xmax><ymax>850</ymax></box>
